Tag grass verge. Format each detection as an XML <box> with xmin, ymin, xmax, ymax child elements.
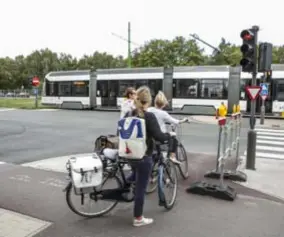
<box><xmin>0</xmin><ymin>98</ymin><xmax>55</xmax><ymax>109</ymax></box>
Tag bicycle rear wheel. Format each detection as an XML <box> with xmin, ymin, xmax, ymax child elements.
<box><xmin>158</xmin><ymin>159</ymin><xmax>178</xmax><ymax>210</ymax></box>
<box><xmin>66</xmin><ymin>175</ymin><xmax>121</xmax><ymax>218</ymax></box>
<box><xmin>176</xmin><ymin>143</ymin><xmax>189</xmax><ymax>179</ymax></box>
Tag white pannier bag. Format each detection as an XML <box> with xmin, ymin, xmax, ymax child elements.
<box><xmin>69</xmin><ymin>155</ymin><xmax>103</xmax><ymax>189</ymax></box>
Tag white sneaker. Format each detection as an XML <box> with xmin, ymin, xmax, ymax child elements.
<box><xmin>133</xmin><ymin>217</ymin><xmax>154</xmax><ymax>227</ymax></box>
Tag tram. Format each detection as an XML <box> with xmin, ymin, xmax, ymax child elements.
<box><xmin>41</xmin><ymin>65</ymin><xmax>284</xmax><ymax>115</ymax></box>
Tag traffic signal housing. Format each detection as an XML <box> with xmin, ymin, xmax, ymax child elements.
<box><xmin>240</xmin><ymin>29</ymin><xmax>257</xmax><ymax>72</ymax></box>
<box><xmin>28</xmin><ymin>77</ymin><xmax>33</xmax><ymax>86</ymax></box>
<box><xmin>258</xmin><ymin>42</ymin><xmax>273</xmax><ymax>72</ymax></box>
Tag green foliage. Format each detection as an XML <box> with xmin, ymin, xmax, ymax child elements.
<box><xmin>1</xmin><ymin>37</ymin><xmax>284</xmax><ymax>89</ymax></box>
<box><xmin>0</xmin><ymin>98</ymin><xmax>53</xmax><ymax>109</ymax></box>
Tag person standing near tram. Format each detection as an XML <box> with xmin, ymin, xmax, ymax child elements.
<box><xmin>120</xmin><ymin>87</ymin><xmax>137</xmax><ymax>119</ymax></box>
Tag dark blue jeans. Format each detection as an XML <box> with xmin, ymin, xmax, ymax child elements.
<box><xmin>128</xmin><ymin>156</ymin><xmax>153</xmax><ymax>218</ymax></box>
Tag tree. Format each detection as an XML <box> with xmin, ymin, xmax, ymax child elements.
<box><xmin>209</xmin><ymin>38</ymin><xmax>242</xmax><ymax>66</ymax></box>
<box><xmin>132</xmin><ymin>36</ymin><xmax>205</xmax><ymax>67</ymax></box>
<box><xmin>1</xmin><ymin>38</ymin><xmax>284</xmax><ymax>90</ymax></box>
<box><xmin>273</xmin><ymin>46</ymin><xmax>284</xmax><ymax>64</ymax></box>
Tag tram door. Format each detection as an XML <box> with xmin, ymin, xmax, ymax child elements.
<box><xmin>148</xmin><ymin>79</ymin><xmax>163</xmax><ymax>106</ymax></box>
<box><xmin>99</xmin><ymin>81</ymin><xmax>118</xmax><ymax>107</ymax></box>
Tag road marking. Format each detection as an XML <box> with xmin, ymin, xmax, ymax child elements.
<box><xmin>256</xmin><ymin>145</ymin><xmax>284</xmax><ymax>153</ymax></box>
<box><xmin>255</xmin><ymin>152</ymin><xmax>284</xmax><ymax>160</ymax></box>
<box><xmin>0</xmin><ymin>208</ymin><xmax>52</xmax><ymax>237</ymax></box>
<box><xmin>255</xmin><ymin>128</ymin><xmax>284</xmax><ymax>133</ymax></box>
<box><xmin>256</xmin><ymin>131</ymin><xmax>284</xmax><ymax>136</ymax></box>
<box><xmin>22</xmin><ymin>153</ymin><xmax>132</xmax><ymax>173</ymax></box>
<box><xmin>34</xmin><ymin>109</ymin><xmax>59</xmax><ymax>111</ymax></box>
<box><xmin>257</xmin><ymin>136</ymin><xmax>284</xmax><ymax>141</ymax></box>
<box><xmin>0</xmin><ymin>161</ymin><xmax>6</xmax><ymax>165</ymax></box>
<box><xmin>257</xmin><ymin>140</ymin><xmax>284</xmax><ymax>146</ymax></box>
<box><xmin>0</xmin><ymin>108</ymin><xmax>16</xmax><ymax>112</ymax></box>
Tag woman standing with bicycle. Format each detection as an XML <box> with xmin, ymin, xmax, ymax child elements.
<box><xmin>127</xmin><ymin>86</ymin><xmax>176</xmax><ymax>227</ymax></box>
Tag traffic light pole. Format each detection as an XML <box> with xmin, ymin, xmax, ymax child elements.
<box><xmin>246</xmin><ymin>25</ymin><xmax>259</xmax><ymax>170</ymax></box>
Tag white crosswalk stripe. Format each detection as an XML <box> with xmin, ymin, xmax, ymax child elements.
<box><xmin>247</xmin><ymin>127</ymin><xmax>284</xmax><ymax>160</ymax></box>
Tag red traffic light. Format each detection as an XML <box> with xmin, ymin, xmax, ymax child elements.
<box><xmin>240</xmin><ymin>30</ymin><xmax>254</xmax><ymax>41</ymax></box>
<box><xmin>32</xmin><ymin>76</ymin><xmax>40</xmax><ymax>87</ymax></box>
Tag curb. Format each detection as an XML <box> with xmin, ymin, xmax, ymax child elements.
<box><xmin>93</xmin><ymin>108</ymin><xmax>284</xmax><ymax>120</ymax></box>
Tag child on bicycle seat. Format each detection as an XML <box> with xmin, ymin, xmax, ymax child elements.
<box><xmin>147</xmin><ymin>91</ymin><xmax>189</xmax><ymax>164</ymax></box>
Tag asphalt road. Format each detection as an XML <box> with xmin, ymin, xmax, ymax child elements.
<box><xmin>0</xmin><ymin>109</ymin><xmax>248</xmax><ymax>164</ymax></box>
<box><xmin>0</xmin><ymin>110</ymin><xmax>283</xmax><ymax>237</ymax></box>
<box><xmin>0</xmin><ymin>153</ymin><xmax>283</xmax><ymax>237</ymax></box>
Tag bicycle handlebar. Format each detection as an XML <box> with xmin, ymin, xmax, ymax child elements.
<box><xmin>166</xmin><ymin>119</ymin><xmax>190</xmax><ymax>132</ymax></box>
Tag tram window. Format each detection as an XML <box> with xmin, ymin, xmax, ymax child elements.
<box><xmin>175</xmin><ymin>79</ymin><xmax>199</xmax><ymax>98</ymax></box>
<box><xmin>58</xmin><ymin>82</ymin><xmax>71</xmax><ymax>96</ymax></box>
<box><xmin>240</xmin><ymin>79</ymin><xmax>249</xmax><ymax>100</ymax></box>
<box><xmin>46</xmin><ymin>80</ymin><xmax>51</xmax><ymax>96</ymax></box>
<box><xmin>119</xmin><ymin>80</ymin><xmax>135</xmax><ymax>97</ymax></box>
<box><xmin>200</xmin><ymin>79</ymin><xmax>223</xmax><ymax>99</ymax></box>
<box><xmin>135</xmin><ymin>80</ymin><xmax>148</xmax><ymax>88</ymax></box>
<box><xmin>276</xmin><ymin>83</ymin><xmax>284</xmax><ymax>101</ymax></box>
<box><xmin>71</xmin><ymin>81</ymin><xmax>89</xmax><ymax>97</ymax></box>
<box><xmin>148</xmin><ymin>80</ymin><xmax>162</xmax><ymax>97</ymax></box>
<box><xmin>97</xmin><ymin>81</ymin><xmax>108</xmax><ymax>97</ymax></box>
<box><xmin>109</xmin><ymin>81</ymin><xmax>118</xmax><ymax>97</ymax></box>
<box><xmin>223</xmin><ymin>80</ymin><xmax>228</xmax><ymax>98</ymax></box>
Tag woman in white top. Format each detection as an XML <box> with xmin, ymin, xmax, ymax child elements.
<box><xmin>120</xmin><ymin>87</ymin><xmax>136</xmax><ymax>118</ymax></box>
<box><xmin>147</xmin><ymin>91</ymin><xmax>189</xmax><ymax>163</ymax></box>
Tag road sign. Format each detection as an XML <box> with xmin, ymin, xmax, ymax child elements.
<box><xmin>261</xmin><ymin>95</ymin><xmax>267</xmax><ymax>101</ymax></box>
<box><xmin>260</xmin><ymin>83</ymin><xmax>268</xmax><ymax>96</ymax></box>
<box><xmin>32</xmin><ymin>76</ymin><xmax>40</xmax><ymax>87</ymax></box>
<box><xmin>245</xmin><ymin>86</ymin><xmax>261</xmax><ymax>100</ymax></box>
<box><xmin>33</xmin><ymin>88</ymin><xmax>38</xmax><ymax>95</ymax></box>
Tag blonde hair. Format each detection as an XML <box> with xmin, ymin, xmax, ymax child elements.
<box><xmin>134</xmin><ymin>86</ymin><xmax>152</xmax><ymax>117</ymax></box>
<box><xmin>155</xmin><ymin>91</ymin><xmax>168</xmax><ymax>108</ymax></box>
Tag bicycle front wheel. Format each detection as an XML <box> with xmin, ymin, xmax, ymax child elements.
<box><xmin>158</xmin><ymin>159</ymin><xmax>178</xmax><ymax>210</ymax></box>
<box><xmin>66</xmin><ymin>174</ymin><xmax>121</xmax><ymax>218</ymax></box>
<box><xmin>176</xmin><ymin>143</ymin><xmax>189</xmax><ymax>179</ymax></box>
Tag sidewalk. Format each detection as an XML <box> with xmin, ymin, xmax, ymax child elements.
<box><xmin>237</xmin><ymin>156</ymin><xmax>284</xmax><ymax>201</ymax></box>
<box><xmin>189</xmin><ymin>115</ymin><xmax>217</xmax><ymax>124</ymax></box>
<box><xmin>1</xmin><ymin>153</ymin><xmax>284</xmax><ymax>237</ymax></box>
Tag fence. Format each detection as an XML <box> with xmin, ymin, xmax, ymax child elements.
<box><xmin>186</xmin><ymin>104</ymin><xmax>247</xmax><ymax>201</ymax></box>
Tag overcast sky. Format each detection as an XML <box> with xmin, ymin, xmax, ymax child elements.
<box><xmin>0</xmin><ymin>0</ymin><xmax>282</xmax><ymax>59</ymax></box>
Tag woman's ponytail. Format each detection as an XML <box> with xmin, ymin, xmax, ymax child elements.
<box><xmin>134</xmin><ymin>98</ymin><xmax>145</xmax><ymax>117</ymax></box>
<box><xmin>134</xmin><ymin>86</ymin><xmax>152</xmax><ymax>117</ymax></box>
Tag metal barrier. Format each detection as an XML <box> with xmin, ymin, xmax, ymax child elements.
<box><xmin>186</xmin><ymin>104</ymin><xmax>247</xmax><ymax>201</ymax></box>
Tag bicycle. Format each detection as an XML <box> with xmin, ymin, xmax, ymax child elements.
<box><xmin>146</xmin><ymin>121</ymin><xmax>189</xmax><ymax>194</ymax></box>
<box><xmin>63</xmin><ymin>147</ymin><xmax>178</xmax><ymax>217</ymax></box>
